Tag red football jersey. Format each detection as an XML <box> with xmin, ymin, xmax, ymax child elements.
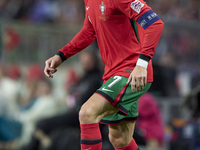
<box><xmin>58</xmin><ymin>0</ymin><xmax>164</xmax><ymax>82</ymax></box>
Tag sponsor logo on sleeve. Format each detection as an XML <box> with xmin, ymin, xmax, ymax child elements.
<box><xmin>130</xmin><ymin>0</ymin><xmax>144</xmax><ymax>14</ymax></box>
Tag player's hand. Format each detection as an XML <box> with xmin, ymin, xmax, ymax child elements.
<box><xmin>44</xmin><ymin>55</ymin><xmax>62</xmax><ymax>78</ymax></box>
<box><xmin>127</xmin><ymin>65</ymin><xmax>147</xmax><ymax>92</ymax></box>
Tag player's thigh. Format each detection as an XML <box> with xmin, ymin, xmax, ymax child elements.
<box><xmin>80</xmin><ymin>93</ymin><xmax>119</xmax><ymax>123</ymax></box>
<box><xmin>108</xmin><ymin>121</ymin><xmax>136</xmax><ymax>144</ymax></box>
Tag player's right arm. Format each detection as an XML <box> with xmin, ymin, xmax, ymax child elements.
<box><xmin>44</xmin><ymin>9</ymin><xmax>96</xmax><ymax>78</ymax></box>
<box><xmin>112</xmin><ymin>0</ymin><xmax>164</xmax><ymax>92</ymax></box>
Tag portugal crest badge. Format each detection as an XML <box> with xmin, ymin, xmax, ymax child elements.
<box><xmin>99</xmin><ymin>2</ymin><xmax>106</xmax><ymax>16</ymax></box>
<box><xmin>99</xmin><ymin>1</ymin><xmax>109</xmax><ymax>21</ymax></box>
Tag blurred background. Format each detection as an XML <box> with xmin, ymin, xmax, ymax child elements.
<box><xmin>0</xmin><ymin>0</ymin><xmax>200</xmax><ymax>150</ymax></box>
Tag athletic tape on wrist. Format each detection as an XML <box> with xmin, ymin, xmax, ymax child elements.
<box><xmin>136</xmin><ymin>58</ymin><xmax>148</xmax><ymax>68</ymax></box>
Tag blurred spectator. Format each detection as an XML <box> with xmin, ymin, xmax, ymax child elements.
<box><xmin>184</xmin><ymin>84</ymin><xmax>200</xmax><ymax>120</ymax></box>
<box><xmin>7</xmin><ymin>65</ymin><xmax>21</xmax><ymax>80</ymax></box>
<box><xmin>57</xmin><ymin>0</ymin><xmax>84</xmax><ymax>24</ymax></box>
<box><xmin>168</xmin><ymin>83</ymin><xmax>200</xmax><ymax>150</ymax></box>
<box><xmin>0</xmin><ymin>64</ymin><xmax>22</xmax><ymax>117</ymax></box>
<box><xmin>29</xmin><ymin>0</ymin><xmax>59</xmax><ymax>23</ymax></box>
<box><xmin>136</xmin><ymin>93</ymin><xmax>165</xmax><ymax>148</ymax></box>
<box><xmin>20</xmin><ymin>50</ymin><xmax>103</xmax><ymax>150</ymax></box>
<box><xmin>0</xmin><ymin>0</ymin><xmax>84</xmax><ymax>24</ymax></box>
<box><xmin>0</xmin><ymin>0</ymin><xmax>35</xmax><ymax>20</ymax></box>
<box><xmin>4</xmin><ymin>27</ymin><xmax>21</xmax><ymax>51</ymax></box>
<box><xmin>64</xmin><ymin>68</ymin><xmax>79</xmax><ymax>91</ymax></box>
<box><xmin>0</xmin><ymin>94</ymin><xmax>8</xmax><ymax>117</ymax></box>
<box><xmin>20</xmin><ymin>64</ymin><xmax>45</xmax><ymax>108</ymax></box>
<box><xmin>26</xmin><ymin>64</ymin><xmax>44</xmax><ymax>82</ymax></box>
<box><xmin>19</xmin><ymin>78</ymin><xmax>62</xmax><ymax>145</ymax></box>
<box><xmin>0</xmin><ymin>64</ymin><xmax>22</xmax><ymax>149</ymax></box>
<box><xmin>145</xmin><ymin>0</ymin><xmax>200</xmax><ymax>21</ymax></box>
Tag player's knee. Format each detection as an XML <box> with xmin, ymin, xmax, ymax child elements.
<box><xmin>79</xmin><ymin>106</ymin><xmax>95</xmax><ymax>123</ymax></box>
<box><xmin>109</xmin><ymin>133</ymin><xmax>128</xmax><ymax>148</ymax></box>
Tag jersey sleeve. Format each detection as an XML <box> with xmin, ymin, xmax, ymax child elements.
<box><xmin>112</xmin><ymin>0</ymin><xmax>164</xmax><ymax>68</ymax></box>
<box><xmin>56</xmin><ymin>10</ymin><xmax>96</xmax><ymax>62</ymax></box>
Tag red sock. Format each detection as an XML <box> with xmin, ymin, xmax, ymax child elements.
<box><xmin>80</xmin><ymin>123</ymin><xmax>102</xmax><ymax>150</ymax></box>
<box><xmin>114</xmin><ymin>139</ymin><xmax>139</xmax><ymax>150</ymax></box>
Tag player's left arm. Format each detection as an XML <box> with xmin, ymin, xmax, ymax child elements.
<box><xmin>112</xmin><ymin>0</ymin><xmax>164</xmax><ymax>92</ymax></box>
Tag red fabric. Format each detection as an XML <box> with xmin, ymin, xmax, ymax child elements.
<box><xmin>138</xmin><ymin>93</ymin><xmax>164</xmax><ymax>146</ymax></box>
<box><xmin>5</xmin><ymin>28</ymin><xmax>20</xmax><ymax>51</ymax></box>
<box><xmin>7</xmin><ymin>65</ymin><xmax>21</xmax><ymax>80</ymax></box>
<box><xmin>112</xmin><ymin>0</ymin><xmax>164</xmax><ymax>59</ymax></box>
<box><xmin>80</xmin><ymin>123</ymin><xmax>102</xmax><ymax>150</ymax></box>
<box><xmin>59</xmin><ymin>0</ymin><xmax>164</xmax><ymax>82</ymax></box>
<box><xmin>26</xmin><ymin>64</ymin><xmax>44</xmax><ymax>81</ymax></box>
<box><xmin>114</xmin><ymin>139</ymin><xmax>138</xmax><ymax>150</ymax></box>
<box><xmin>113</xmin><ymin>83</ymin><xmax>129</xmax><ymax>107</ymax></box>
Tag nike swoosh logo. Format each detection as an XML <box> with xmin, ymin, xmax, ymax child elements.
<box><xmin>102</xmin><ymin>87</ymin><xmax>114</xmax><ymax>92</ymax></box>
<box><xmin>86</xmin><ymin>6</ymin><xmax>90</xmax><ymax>10</ymax></box>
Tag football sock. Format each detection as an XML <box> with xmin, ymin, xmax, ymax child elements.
<box><xmin>114</xmin><ymin>138</ymin><xmax>139</xmax><ymax>150</ymax></box>
<box><xmin>80</xmin><ymin>123</ymin><xmax>102</xmax><ymax>150</ymax></box>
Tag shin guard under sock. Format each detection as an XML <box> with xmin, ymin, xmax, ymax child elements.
<box><xmin>114</xmin><ymin>138</ymin><xmax>139</xmax><ymax>150</ymax></box>
<box><xmin>80</xmin><ymin>123</ymin><xmax>102</xmax><ymax>150</ymax></box>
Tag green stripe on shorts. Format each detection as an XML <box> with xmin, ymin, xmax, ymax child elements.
<box><xmin>95</xmin><ymin>75</ymin><xmax>151</xmax><ymax>125</ymax></box>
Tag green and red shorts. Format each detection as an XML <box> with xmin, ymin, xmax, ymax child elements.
<box><xmin>95</xmin><ymin>75</ymin><xmax>151</xmax><ymax>125</ymax></box>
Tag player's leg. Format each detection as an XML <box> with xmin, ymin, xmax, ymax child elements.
<box><xmin>79</xmin><ymin>93</ymin><xmax>119</xmax><ymax>150</ymax></box>
<box><xmin>79</xmin><ymin>75</ymin><xmax>151</xmax><ymax>150</ymax></box>
<box><xmin>79</xmin><ymin>93</ymin><xmax>118</xmax><ymax>124</ymax></box>
<box><xmin>109</xmin><ymin>121</ymin><xmax>139</xmax><ymax>150</ymax></box>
